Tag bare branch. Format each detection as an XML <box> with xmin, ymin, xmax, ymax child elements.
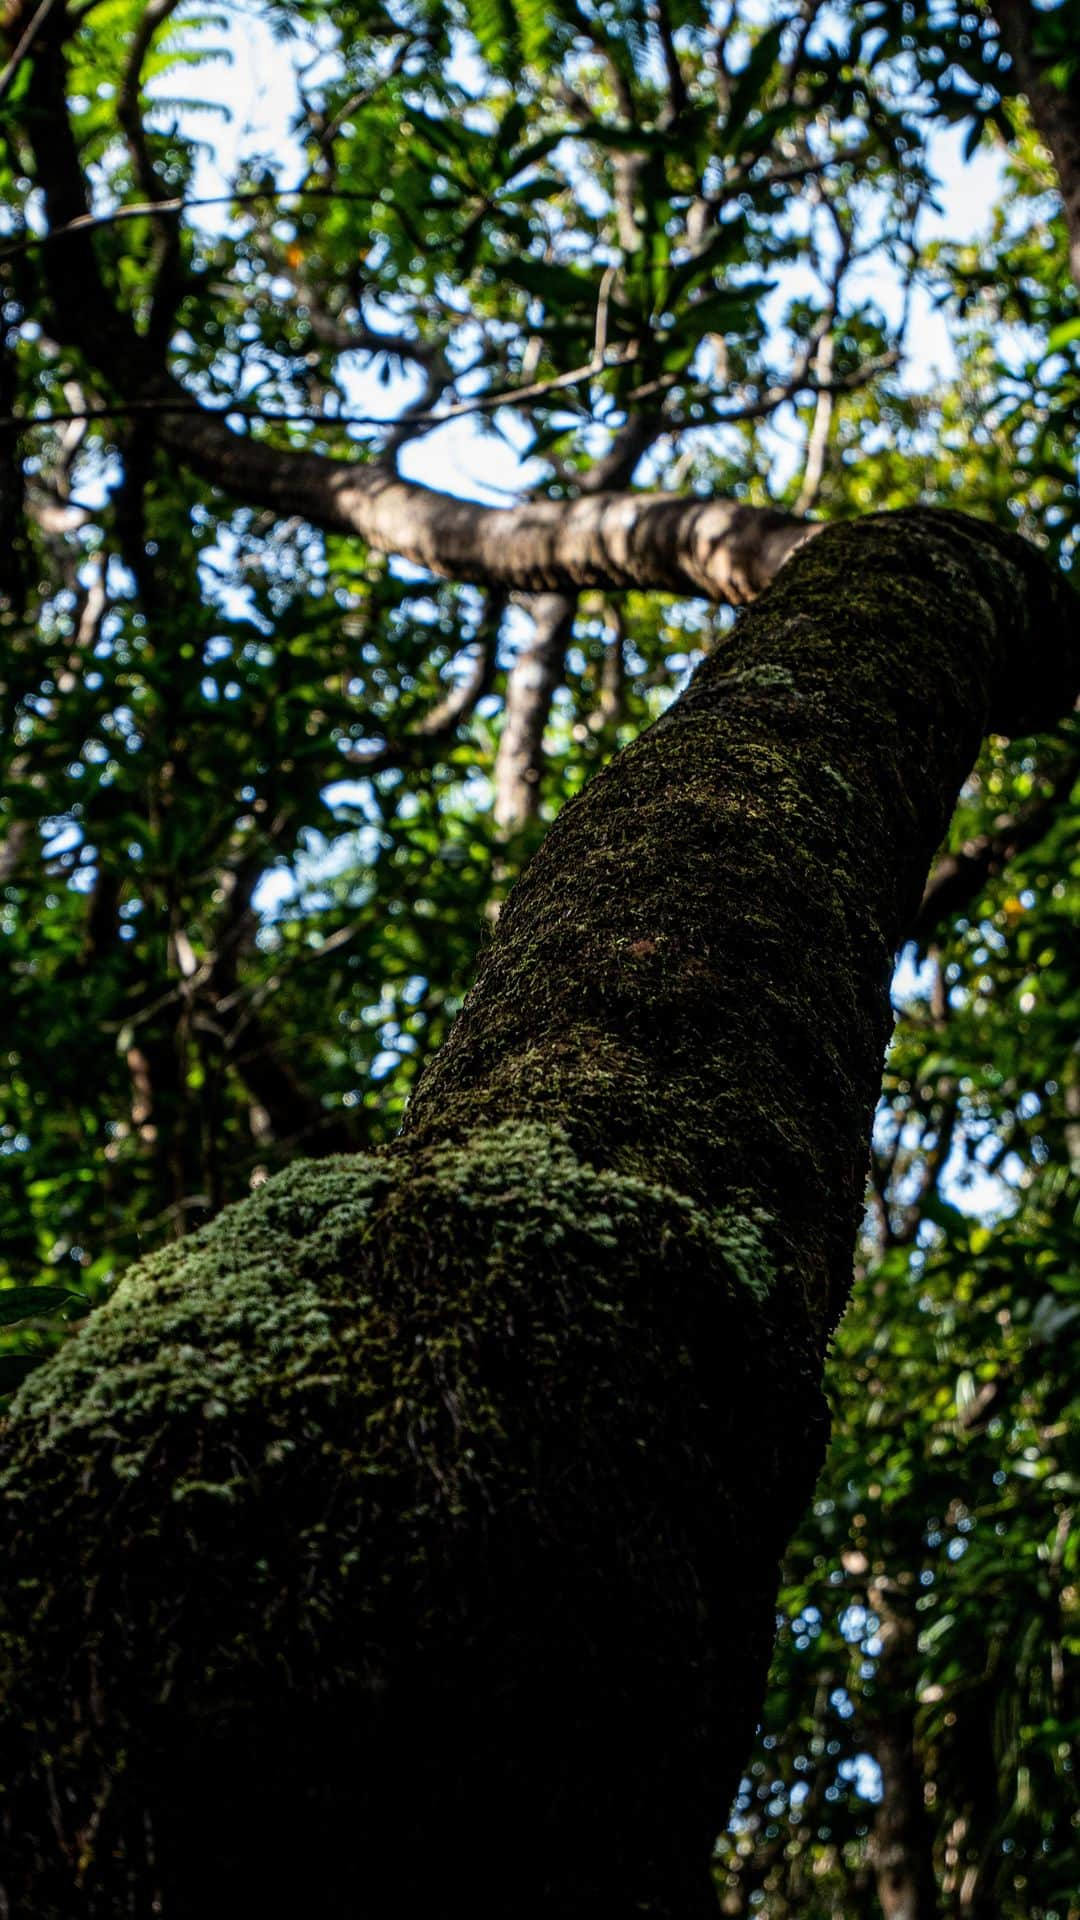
<box><xmin>4</xmin><ymin>338</ymin><xmax>894</xmax><ymax>450</ymax></box>
<box><xmin>493</xmin><ymin>412</ymin><xmax>663</xmax><ymax>834</ymax></box>
<box><xmin>0</xmin><ymin>331</ymin><xmax>641</xmax><ymax>432</ymax></box>
<box><xmin>117</xmin><ymin>0</ymin><xmax>182</xmax><ymax>202</ymax></box>
<box><xmin>0</xmin><ymin>0</ymin><xmax>60</xmax><ymax>106</ymax></box>
<box><xmin>493</xmin><ymin>594</ymin><xmax>576</xmax><ymax>833</ymax></box>
<box><xmin>2</xmin><ymin>392</ymin><xmax>817</xmax><ymax>601</ymax></box>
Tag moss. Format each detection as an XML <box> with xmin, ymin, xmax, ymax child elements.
<box><xmin>732</xmin><ymin>663</ymin><xmax>798</xmax><ymax>693</ymax></box>
<box><xmin>821</xmin><ymin>762</ymin><xmax>856</xmax><ymax>802</ymax></box>
<box><xmin>711</xmin><ymin>1205</ymin><xmax>777</xmax><ymax>1303</ymax></box>
<box><xmin>0</xmin><ymin>1125</ymin><xmax>820</xmax><ymax>1918</ymax></box>
<box><xmin>0</xmin><ymin>510</ymin><xmax>1075</xmax><ymax>1919</ymax></box>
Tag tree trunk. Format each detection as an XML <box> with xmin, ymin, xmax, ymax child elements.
<box><xmin>0</xmin><ymin>510</ymin><xmax>1074</xmax><ymax>1920</ymax></box>
<box><xmin>492</xmin><ymin>418</ymin><xmax>658</xmax><ymax>835</ymax></box>
<box><xmin>869</xmin><ymin>1579</ymin><xmax>940</xmax><ymax>1920</ymax></box>
<box><xmin>492</xmin><ymin>590</ymin><xmax>578</xmax><ymax>832</ymax></box>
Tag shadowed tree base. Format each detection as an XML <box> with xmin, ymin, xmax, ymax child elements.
<box><xmin>0</xmin><ymin>1138</ymin><xmax>820</xmax><ymax>1919</ymax></box>
<box><xmin>0</xmin><ymin>512</ymin><xmax>1075</xmax><ymax>1918</ymax></box>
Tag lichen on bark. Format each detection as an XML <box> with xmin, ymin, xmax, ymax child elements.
<box><xmin>0</xmin><ymin>509</ymin><xmax>1075</xmax><ymax>1919</ymax></box>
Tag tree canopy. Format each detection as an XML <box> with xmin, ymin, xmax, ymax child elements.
<box><xmin>0</xmin><ymin>2</ymin><xmax>1078</xmax><ymax>1915</ymax></box>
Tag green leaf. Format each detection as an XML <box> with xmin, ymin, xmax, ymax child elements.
<box><xmin>722</xmin><ymin>22</ymin><xmax>786</xmax><ymax>146</ymax></box>
<box><xmin>0</xmin><ymin>1286</ymin><xmax>84</xmax><ymax>1327</ymax></box>
<box><xmin>1046</xmin><ymin>317</ymin><xmax>1080</xmax><ymax>353</ymax></box>
<box><xmin>511</xmin><ymin>258</ymin><xmax>598</xmax><ymax>311</ymax></box>
<box><xmin>464</xmin><ymin>0</ymin><xmax>518</xmax><ymax>68</ymax></box>
<box><xmin>0</xmin><ymin>53</ymin><xmax>33</xmax><ymax>116</ymax></box>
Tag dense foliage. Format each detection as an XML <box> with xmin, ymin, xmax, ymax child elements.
<box><xmin>0</xmin><ymin>2</ymin><xmax>1076</xmax><ymax>1914</ymax></box>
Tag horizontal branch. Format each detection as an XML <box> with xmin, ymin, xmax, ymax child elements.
<box><xmin>5</xmin><ymin>410</ymin><xmax>816</xmax><ymax>604</ymax></box>
<box><xmin>13</xmin><ymin>18</ymin><xmax>822</xmax><ymax>608</ymax></box>
<box><xmin>162</xmin><ymin>397</ymin><xmax>818</xmax><ymax>599</ymax></box>
<box><xmin>14</xmin><ymin>19</ymin><xmax>880</xmax><ymax>609</ymax></box>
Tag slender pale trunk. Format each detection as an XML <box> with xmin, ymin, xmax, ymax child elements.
<box><xmin>493</xmin><ymin>417</ymin><xmax>660</xmax><ymax>835</ymax></box>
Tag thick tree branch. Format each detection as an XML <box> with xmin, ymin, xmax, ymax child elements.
<box><xmin>493</xmin><ymin>593</ymin><xmax>577</xmax><ymax>833</ymax></box>
<box><xmin>793</xmin><ymin>332</ymin><xmax>836</xmax><ymax>516</ymax></box>
<box><xmin>5</xmin><ymin>411</ymin><xmax>817</xmax><ymax>603</ymax></box>
<box><xmin>163</xmin><ymin>428</ymin><xmax>819</xmax><ymax>600</ymax></box>
<box><xmin>14</xmin><ymin>11</ymin><xmax>819</xmax><ymax>610</ymax></box>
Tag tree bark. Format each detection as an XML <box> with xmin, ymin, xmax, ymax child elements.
<box><xmin>868</xmin><ymin>1579</ymin><xmax>940</xmax><ymax>1920</ymax></box>
<box><xmin>0</xmin><ymin>511</ymin><xmax>1075</xmax><ymax>1919</ymax></box>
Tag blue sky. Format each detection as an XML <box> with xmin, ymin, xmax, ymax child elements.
<box><xmin>168</xmin><ymin>4</ymin><xmax>1007</xmax><ymax>505</ymax></box>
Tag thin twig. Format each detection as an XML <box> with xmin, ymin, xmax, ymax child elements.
<box><xmin>0</xmin><ymin>186</ymin><xmax>380</xmax><ymax>262</ymax></box>
<box><xmin>0</xmin><ymin>337</ymin><xmax>642</xmax><ymax>435</ymax></box>
<box><xmin>0</xmin><ymin>0</ymin><xmax>60</xmax><ymax>107</ymax></box>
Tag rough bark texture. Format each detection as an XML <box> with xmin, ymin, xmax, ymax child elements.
<box><xmin>0</xmin><ymin>512</ymin><xmax>1075</xmax><ymax>1920</ymax></box>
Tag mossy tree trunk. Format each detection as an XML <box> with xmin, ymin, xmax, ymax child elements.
<box><xmin>0</xmin><ymin>511</ymin><xmax>1075</xmax><ymax>1920</ymax></box>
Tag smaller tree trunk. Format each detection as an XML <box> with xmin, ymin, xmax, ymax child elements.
<box><xmin>493</xmin><ymin>591</ymin><xmax>576</xmax><ymax>831</ymax></box>
<box><xmin>869</xmin><ymin>1579</ymin><xmax>940</xmax><ymax>1920</ymax></box>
